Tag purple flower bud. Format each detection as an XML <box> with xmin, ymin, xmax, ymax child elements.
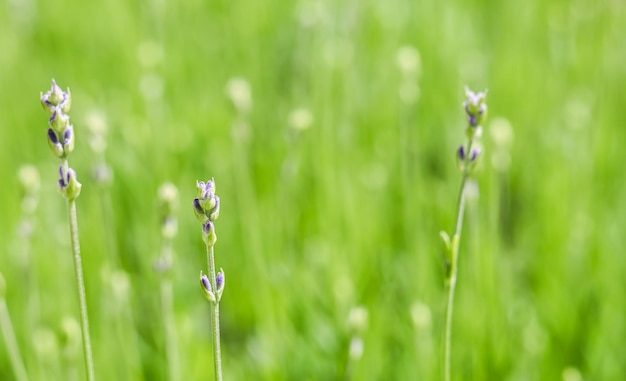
<box><xmin>63</xmin><ymin>127</ymin><xmax>72</xmax><ymax>144</ymax></box>
<box><xmin>470</xmin><ymin>147</ymin><xmax>481</xmax><ymax>161</ymax></box>
<box><xmin>468</xmin><ymin>114</ymin><xmax>477</xmax><ymax>127</ymax></box>
<box><xmin>202</xmin><ymin>220</ymin><xmax>214</xmax><ymax>235</ymax></box>
<box><xmin>200</xmin><ymin>273</ymin><xmax>212</xmax><ymax>293</ymax></box>
<box><xmin>48</xmin><ymin>129</ymin><xmax>59</xmax><ymax>144</ymax></box>
<box><xmin>193</xmin><ymin>198</ymin><xmax>203</xmax><ymax>214</ymax></box>
<box><xmin>457</xmin><ymin>145</ymin><xmax>465</xmax><ymax>161</ymax></box>
<box><xmin>216</xmin><ymin>271</ymin><xmax>224</xmax><ymax>290</ymax></box>
<box><xmin>202</xmin><ymin>220</ymin><xmax>217</xmax><ymax>246</ymax></box>
<box><xmin>215</xmin><ymin>269</ymin><xmax>225</xmax><ymax>301</ymax></box>
<box><xmin>199</xmin><ymin>272</ymin><xmax>216</xmax><ymax>303</ymax></box>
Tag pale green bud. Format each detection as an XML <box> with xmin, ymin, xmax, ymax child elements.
<box><xmin>216</xmin><ymin>269</ymin><xmax>225</xmax><ymax>301</ymax></box>
<box><xmin>202</xmin><ymin>221</ymin><xmax>217</xmax><ymax>247</ymax></box>
<box><xmin>200</xmin><ymin>272</ymin><xmax>216</xmax><ymax>303</ymax></box>
<box><xmin>58</xmin><ymin>166</ymin><xmax>82</xmax><ymax>201</ymax></box>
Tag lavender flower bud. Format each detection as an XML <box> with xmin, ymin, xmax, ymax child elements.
<box><xmin>456</xmin><ymin>144</ymin><xmax>481</xmax><ymax>173</ymax></box>
<box><xmin>200</xmin><ymin>272</ymin><xmax>216</xmax><ymax>303</ymax></box>
<box><xmin>193</xmin><ymin>198</ymin><xmax>209</xmax><ymax>223</ymax></box>
<box><xmin>47</xmin><ymin>129</ymin><xmax>64</xmax><ymax>158</ymax></box>
<box><xmin>457</xmin><ymin>145</ymin><xmax>465</xmax><ymax>162</ymax></box>
<box><xmin>62</xmin><ymin>126</ymin><xmax>75</xmax><ymax>156</ymax></box>
<box><xmin>207</xmin><ymin>196</ymin><xmax>220</xmax><ymax>221</ymax></box>
<box><xmin>216</xmin><ymin>269</ymin><xmax>225</xmax><ymax>301</ymax></box>
<box><xmin>202</xmin><ymin>220</ymin><xmax>217</xmax><ymax>247</ymax></box>
<box><xmin>463</xmin><ymin>87</ymin><xmax>488</xmax><ymax>130</ymax></box>
<box><xmin>49</xmin><ymin>108</ymin><xmax>70</xmax><ymax>135</ymax></box>
<box><xmin>194</xmin><ymin>178</ymin><xmax>220</xmax><ymax>224</ymax></box>
<box><xmin>40</xmin><ymin>79</ymin><xmax>64</xmax><ymax>112</ymax></box>
<box><xmin>58</xmin><ymin>166</ymin><xmax>82</xmax><ymax>201</ymax></box>
<box><xmin>60</xmin><ymin>88</ymin><xmax>72</xmax><ymax>114</ymax></box>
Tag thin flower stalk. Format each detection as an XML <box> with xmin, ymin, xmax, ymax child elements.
<box><xmin>441</xmin><ymin>87</ymin><xmax>487</xmax><ymax>381</ymax></box>
<box><xmin>0</xmin><ymin>273</ymin><xmax>29</xmax><ymax>381</ymax></box>
<box><xmin>194</xmin><ymin>179</ymin><xmax>225</xmax><ymax>381</ymax></box>
<box><xmin>40</xmin><ymin>79</ymin><xmax>95</xmax><ymax>381</ymax></box>
<box><xmin>155</xmin><ymin>183</ymin><xmax>181</xmax><ymax>381</ymax></box>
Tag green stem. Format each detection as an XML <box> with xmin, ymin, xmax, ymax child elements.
<box><xmin>443</xmin><ymin>138</ymin><xmax>473</xmax><ymax>381</ymax></box>
<box><xmin>0</xmin><ymin>297</ymin><xmax>29</xmax><ymax>381</ymax></box>
<box><xmin>67</xmin><ymin>198</ymin><xmax>95</xmax><ymax>381</ymax></box>
<box><xmin>161</xmin><ymin>241</ymin><xmax>180</xmax><ymax>381</ymax></box>
<box><xmin>161</xmin><ymin>278</ymin><xmax>179</xmax><ymax>381</ymax></box>
<box><xmin>205</xmin><ymin>244</ymin><xmax>223</xmax><ymax>381</ymax></box>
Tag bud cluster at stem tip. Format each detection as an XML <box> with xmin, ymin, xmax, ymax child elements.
<box><xmin>41</xmin><ymin>79</ymin><xmax>74</xmax><ymax>159</ymax></box>
<box><xmin>41</xmin><ymin>79</ymin><xmax>82</xmax><ymax>200</ymax></box>
<box><xmin>193</xmin><ymin>179</ymin><xmax>220</xmax><ymax>247</ymax></box>
<box><xmin>464</xmin><ymin>86</ymin><xmax>487</xmax><ymax>132</ymax></box>
<box><xmin>457</xmin><ymin>87</ymin><xmax>488</xmax><ymax>174</ymax></box>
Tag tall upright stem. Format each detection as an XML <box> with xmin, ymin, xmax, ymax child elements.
<box><xmin>205</xmin><ymin>244</ymin><xmax>222</xmax><ymax>381</ymax></box>
<box><xmin>443</xmin><ymin>138</ymin><xmax>473</xmax><ymax>381</ymax></box>
<box><xmin>0</xmin><ymin>297</ymin><xmax>29</xmax><ymax>381</ymax></box>
<box><xmin>160</xmin><ymin>240</ymin><xmax>180</xmax><ymax>381</ymax></box>
<box><xmin>67</xmin><ymin>198</ymin><xmax>95</xmax><ymax>381</ymax></box>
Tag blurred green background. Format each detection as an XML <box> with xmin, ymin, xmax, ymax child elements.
<box><xmin>1</xmin><ymin>0</ymin><xmax>625</xmax><ymax>379</ymax></box>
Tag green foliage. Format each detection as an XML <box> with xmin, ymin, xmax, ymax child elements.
<box><xmin>1</xmin><ymin>0</ymin><xmax>625</xmax><ymax>379</ymax></box>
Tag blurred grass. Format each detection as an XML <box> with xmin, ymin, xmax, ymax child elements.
<box><xmin>1</xmin><ymin>0</ymin><xmax>626</xmax><ymax>379</ymax></box>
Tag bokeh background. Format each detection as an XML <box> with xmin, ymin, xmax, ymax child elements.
<box><xmin>1</xmin><ymin>0</ymin><xmax>625</xmax><ymax>379</ymax></box>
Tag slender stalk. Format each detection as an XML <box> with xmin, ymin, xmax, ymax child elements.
<box><xmin>443</xmin><ymin>138</ymin><xmax>474</xmax><ymax>381</ymax></box>
<box><xmin>0</xmin><ymin>297</ymin><xmax>29</xmax><ymax>381</ymax></box>
<box><xmin>161</xmin><ymin>278</ymin><xmax>179</xmax><ymax>381</ymax></box>
<box><xmin>160</xmin><ymin>240</ymin><xmax>180</xmax><ymax>381</ymax></box>
<box><xmin>205</xmin><ymin>244</ymin><xmax>223</xmax><ymax>381</ymax></box>
<box><xmin>66</xmin><ymin>197</ymin><xmax>95</xmax><ymax>381</ymax></box>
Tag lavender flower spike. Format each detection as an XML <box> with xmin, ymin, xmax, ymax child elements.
<box><xmin>463</xmin><ymin>87</ymin><xmax>488</xmax><ymax>129</ymax></box>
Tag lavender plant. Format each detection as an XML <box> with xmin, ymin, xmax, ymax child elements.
<box><xmin>343</xmin><ymin>306</ymin><xmax>368</xmax><ymax>381</ymax></box>
<box><xmin>0</xmin><ymin>272</ymin><xmax>29</xmax><ymax>381</ymax></box>
<box><xmin>85</xmin><ymin>111</ymin><xmax>117</xmax><ymax>266</ymax></box>
<box><xmin>194</xmin><ymin>179</ymin><xmax>224</xmax><ymax>381</ymax></box>
<box><xmin>155</xmin><ymin>182</ymin><xmax>180</xmax><ymax>381</ymax></box>
<box><xmin>16</xmin><ymin>165</ymin><xmax>42</xmax><ymax>338</ymax></box>
<box><xmin>40</xmin><ymin>79</ymin><xmax>95</xmax><ymax>381</ymax></box>
<box><xmin>440</xmin><ymin>87</ymin><xmax>487</xmax><ymax>381</ymax></box>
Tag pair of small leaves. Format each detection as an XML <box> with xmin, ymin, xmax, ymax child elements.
<box><xmin>440</xmin><ymin>231</ymin><xmax>459</xmax><ymax>283</ymax></box>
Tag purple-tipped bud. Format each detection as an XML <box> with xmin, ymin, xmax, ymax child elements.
<box><xmin>41</xmin><ymin>79</ymin><xmax>71</xmax><ymax>115</ymax></box>
<box><xmin>48</xmin><ymin>129</ymin><xmax>59</xmax><ymax>144</ymax></box>
<box><xmin>199</xmin><ymin>272</ymin><xmax>216</xmax><ymax>303</ymax></box>
<box><xmin>200</xmin><ymin>273</ymin><xmax>212</xmax><ymax>293</ymax></box>
<box><xmin>457</xmin><ymin>145</ymin><xmax>465</xmax><ymax>161</ymax></box>
<box><xmin>470</xmin><ymin>147</ymin><xmax>480</xmax><ymax>161</ymax></box>
<box><xmin>468</xmin><ymin>114</ymin><xmax>477</xmax><ymax>127</ymax></box>
<box><xmin>216</xmin><ymin>271</ymin><xmax>224</xmax><ymax>290</ymax></box>
<box><xmin>49</xmin><ymin>79</ymin><xmax>64</xmax><ymax>104</ymax></box>
<box><xmin>463</xmin><ymin>87</ymin><xmax>488</xmax><ymax>128</ymax></box>
<box><xmin>49</xmin><ymin>107</ymin><xmax>70</xmax><ymax>134</ymax></box>
<box><xmin>63</xmin><ymin>127</ymin><xmax>72</xmax><ymax>144</ymax></box>
<box><xmin>58</xmin><ymin>166</ymin><xmax>82</xmax><ymax>201</ymax></box>
<box><xmin>47</xmin><ymin>129</ymin><xmax>64</xmax><ymax>158</ymax></box>
<box><xmin>215</xmin><ymin>269</ymin><xmax>225</xmax><ymax>301</ymax></box>
<box><xmin>62</xmin><ymin>126</ymin><xmax>75</xmax><ymax>155</ymax></box>
<box><xmin>193</xmin><ymin>198</ymin><xmax>209</xmax><ymax>223</ymax></box>
<box><xmin>202</xmin><ymin>220</ymin><xmax>217</xmax><ymax>247</ymax></box>
<box><xmin>60</xmin><ymin>88</ymin><xmax>72</xmax><ymax>113</ymax></box>
<box><xmin>208</xmin><ymin>196</ymin><xmax>220</xmax><ymax>221</ymax></box>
